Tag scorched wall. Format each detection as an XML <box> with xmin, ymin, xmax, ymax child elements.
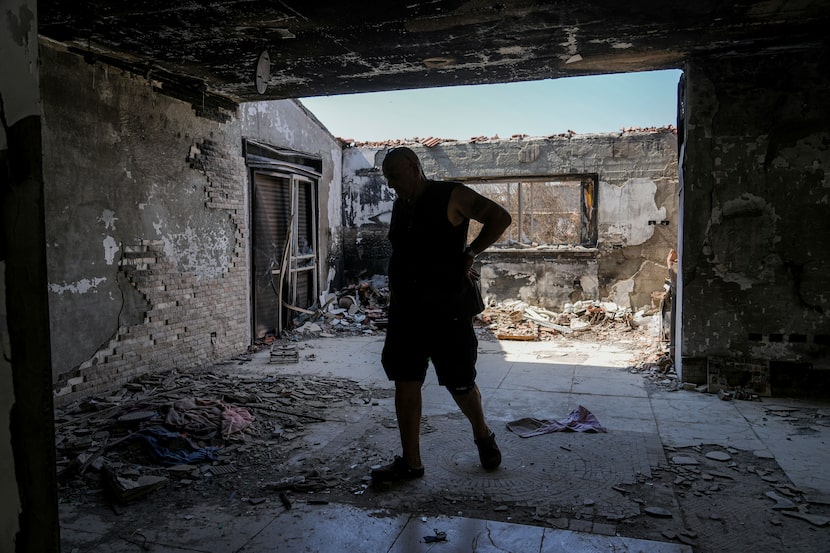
<box><xmin>341</xmin><ymin>133</ymin><xmax>678</xmax><ymax>312</ymax></box>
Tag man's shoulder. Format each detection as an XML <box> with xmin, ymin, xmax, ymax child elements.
<box><xmin>428</xmin><ymin>179</ymin><xmax>464</xmax><ymax>194</ymax></box>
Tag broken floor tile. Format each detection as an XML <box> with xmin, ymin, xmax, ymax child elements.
<box><xmin>671</xmin><ymin>456</ymin><xmax>699</xmax><ymax>465</ymax></box>
<box><xmin>805</xmin><ymin>494</ymin><xmax>830</xmax><ymax>506</ymax></box>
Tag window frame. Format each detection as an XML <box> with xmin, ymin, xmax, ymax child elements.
<box><xmin>462</xmin><ymin>174</ymin><xmax>598</xmax><ymax>250</ymax></box>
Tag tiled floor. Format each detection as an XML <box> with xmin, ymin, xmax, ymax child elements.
<box><xmin>59</xmin><ymin>332</ymin><xmax>830</xmax><ymax>552</ymax></box>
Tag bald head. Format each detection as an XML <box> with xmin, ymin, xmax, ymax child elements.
<box><xmin>382</xmin><ymin>146</ymin><xmax>428</xmax><ymax>200</ymax></box>
<box><xmin>383</xmin><ymin>147</ymin><xmax>425</xmax><ymax>177</ymax></box>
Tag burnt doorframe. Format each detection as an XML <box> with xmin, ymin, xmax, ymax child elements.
<box><xmin>244</xmin><ymin>139</ymin><xmax>322</xmax><ymax>339</ymax></box>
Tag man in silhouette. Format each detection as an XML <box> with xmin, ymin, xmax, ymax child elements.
<box><xmin>371</xmin><ymin>147</ymin><xmax>512</xmax><ymax>482</ymax></box>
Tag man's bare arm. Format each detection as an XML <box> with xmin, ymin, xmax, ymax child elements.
<box><xmin>449</xmin><ymin>185</ymin><xmax>512</xmax><ymax>255</ymax></box>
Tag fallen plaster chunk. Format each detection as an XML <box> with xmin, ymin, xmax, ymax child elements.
<box><xmin>705</xmin><ymin>451</ymin><xmax>732</xmax><ymax>462</ymax></box>
<box><xmin>782</xmin><ymin>510</ymin><xmax>830</xmax><ymax>527</ymax></box>
<box><xmin>671</xmin><ymin>456</ymin><xmax>700</xmax><ymax>466</ymax></box>
<box><xmin>765</xmin><ymin>491</ymin><xmax>796</xmax><ymax>510</ymax></box>
<box><xmin>644</xmin><ymin>506</ymin><xmax>673</xmax><ymax>518</ymax></box>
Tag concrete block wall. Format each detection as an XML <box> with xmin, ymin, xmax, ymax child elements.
<box><xmin>341</xmin><ymin>133</ymin><xmax>678</xmax><ymax>311</ymax></box>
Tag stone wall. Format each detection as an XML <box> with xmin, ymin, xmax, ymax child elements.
<box><xmin>341</xmin><ymin>133</ymin><xmax>679</xmax><ymax>311</ymax></box>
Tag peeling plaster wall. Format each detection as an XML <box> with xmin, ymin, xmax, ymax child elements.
<box><xmin>340</xmin><ymin>149</ymin><xmax>395</xmax><ymax>281</ymax></box>
<box><xmin>341</xmin><ymin>133</ymin><xmax>678</xmax><ymax>310</ymax></box>
<box><xmin>682</xmin><ymin>51</ymin><xmax>830</xmax><ymax>391</ymax></box>
<box><xmin>38</xmin><ymin>43</ymin><xmax>235</xmax><ymax>401</ymax></box>
<box><xmin>40</xmin><ymin>43</ymin><xmax>340</xmax><ymax>404</ymax></box>
<box><xmin>240</xmin><ymin>100</ymin><xmax>342</xmax><ymax>292</ymax></box>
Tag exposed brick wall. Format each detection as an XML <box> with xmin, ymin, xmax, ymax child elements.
<box><xmin>54</xmin><ymin>139</ymin><xmax>249</xmax><ymax>404</ymax></box>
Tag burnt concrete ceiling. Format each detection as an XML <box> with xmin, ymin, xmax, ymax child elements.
<box><xmin>39</xmin><ymin>1</ymin><xmax>830</xmax><ymax>107</ymax></box>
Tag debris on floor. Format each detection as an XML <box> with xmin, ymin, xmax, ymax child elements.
<box><xmin>54</xmin><ymin>365</ymin><xmax>384</xmax><ymax>505</ymax></box>
<box><xmin>102</xmin><ymin>466</ymin><xmax>168</xmax><ymax>503</ymax></box>
<box><xmin>262</xmin><ymin>275</ymin><xmax>659</xmax><ymax>348</ymax></box>
<box><xmin>271</xmin><ymin>342</ymin><xmax>299</xmax><ymax>364</ymax></box>
<box><xmin>628</xmin><ymin>352</ymin><xmax>680</xmax><ymax>390</ymax></box>
<box><xmin>423</xmin><ymin>529</ymin><xmax>448</xmax><ymax>543</ymax></box>
<box><xmin>480</xmin><ymin>299</ymin><xmax>648</xmax><ymax>342</ymax></box>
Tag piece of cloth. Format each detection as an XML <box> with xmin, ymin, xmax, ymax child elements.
<box><xmin>506</xmin><ymin>405</ymin><xmax>608</xmax><ymax>437</ymax></box>
<box><xmin>132</xmin><ymin>426</ymin><xmax>220</xmax><ymax>465</ymax></box>
<box><xmin>222</xmin><ymin>405</ymin><xmax>254</xmax><ymax>438</ymax></box>
<box><xmin>165</xmin><ymin>398</ymin><xmax>254</xmax><ymax>439</ymax></box>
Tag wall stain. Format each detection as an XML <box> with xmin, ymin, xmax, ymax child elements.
<box><xmin>5</xmin><ymin>5</ymin><xmax>35</xmax><ymax>47</ymax></box>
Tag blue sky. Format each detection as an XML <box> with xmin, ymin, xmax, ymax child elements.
<box><xmin>300</xmin><ymin>69</ymin><xmax>682</xmax><ymax>142</ymax></box>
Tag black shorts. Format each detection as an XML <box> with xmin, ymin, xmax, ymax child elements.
<box><xmin>381</xmin><ymin>314</ymin><xmax>478</xmax><ymax>391</ymax></box>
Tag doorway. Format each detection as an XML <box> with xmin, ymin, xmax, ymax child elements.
<box><xmin>246</xmin><ymin>140</ymin><xmax>321</xmax><ymax>338</ymax></box>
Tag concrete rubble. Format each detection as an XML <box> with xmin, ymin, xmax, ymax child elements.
<box><xmin>280</xmin><ymin>275</ymin><xmax>655</xmax><ymax>348</ymax></box>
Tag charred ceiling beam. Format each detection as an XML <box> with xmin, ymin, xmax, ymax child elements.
<box><xmin>66</xmin><ymin>46</ymin><xmax>239</xmax><ymax>121</ymax></box>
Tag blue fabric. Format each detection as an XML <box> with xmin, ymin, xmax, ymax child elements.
<box><xmin>133</xmin><ymin>425</ymin><xmax>220</xmax><ymax>465</ymax></box>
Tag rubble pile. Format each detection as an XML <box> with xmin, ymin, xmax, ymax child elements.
<box><xmin>628</xmin><ymin>353</ymin><xmax>681</xmax><ymax>390</ymax></box>
<box><xmin>285</xmin><ymin>275</ymin><xmax>390</xmax><ymax>339</ymax></box>
<box><xmin>55</xmin><ymin>367</ymin><xmax>377</xmax><ymax>505</ymax></box>
<box><xmin>480</xmin><ymin>299</ymin><xmax>648</xmax><ymax>342</ymax></box>
<box><xmin>277</xmin><ymin>277</ymin><xmax>660</xmax><ymax>348</ymax></box>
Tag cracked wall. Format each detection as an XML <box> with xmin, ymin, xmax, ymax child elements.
<box><xmin>682</xmin><ymin>50</ymin><xmax>830</xmax><ymax>392</ymax></box>
<box><xmin>41</xmin><ymin>39</ymin><xmax>250</xmax><ymax>400</ymax></box>
<box><xmin>341</xmin><ymin>134</ymin><xmax>678</xmax><ymax>311</ymax></box>
<box><xmin>39</xmin><ymin>41</ymin><xmax>341</xmax><ymax>404</ymax></box>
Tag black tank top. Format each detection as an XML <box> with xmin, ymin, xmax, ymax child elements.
<box><xmin>388</xmin><ymin>180</ymin><xmax>469</xmax><ymax>317</ymax></box>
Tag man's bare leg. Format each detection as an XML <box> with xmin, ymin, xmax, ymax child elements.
<box><xmin>395</xmin><ymin>380</ymin><xmax>424</xmax><ymax>469</ymax></box>
<box><xmin>451</xmin><ymin>383</ymin><xmax>491</xmax><ymax>440</ymax></box>
<box><xmin>452</xmin><ymin>383</ymin><xmax>502</xmax><ymax>469</ymax></box>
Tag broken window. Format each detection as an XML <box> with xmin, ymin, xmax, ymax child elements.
<box><xmin>467</xmin><ymin>175</ymin><xmax>597</xmax><ymax>248</ymax></box>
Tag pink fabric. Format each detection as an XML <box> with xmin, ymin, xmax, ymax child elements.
<box><xmin>222</xmin><ymin>405</ymin><xmax>254</xmax><ymax>437</ymax></box>
<box><xmin>506</xmin><ymin>405</ymin><xmax>607</xmax><ymax>437</ymax></box>
<box><xmin>165</xmin><ymin>398</ymin><xmax>254</xmax><ymax>438</ymax></box>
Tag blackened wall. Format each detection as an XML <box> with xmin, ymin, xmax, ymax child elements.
<box><xmin>681</xmin><ymin>50</ymin><xmax>830</xmax><ymax>392</ymax></box>
<box><xmin>2</xmin><ymin>3</ymin><xmax>60</xmax><ymax>551</ymax></box>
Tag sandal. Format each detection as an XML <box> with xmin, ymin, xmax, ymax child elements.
<box><xmin>370</xmin><ymin>456</ymin><xmax>425</xmax><ymax>482</ymax></box>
